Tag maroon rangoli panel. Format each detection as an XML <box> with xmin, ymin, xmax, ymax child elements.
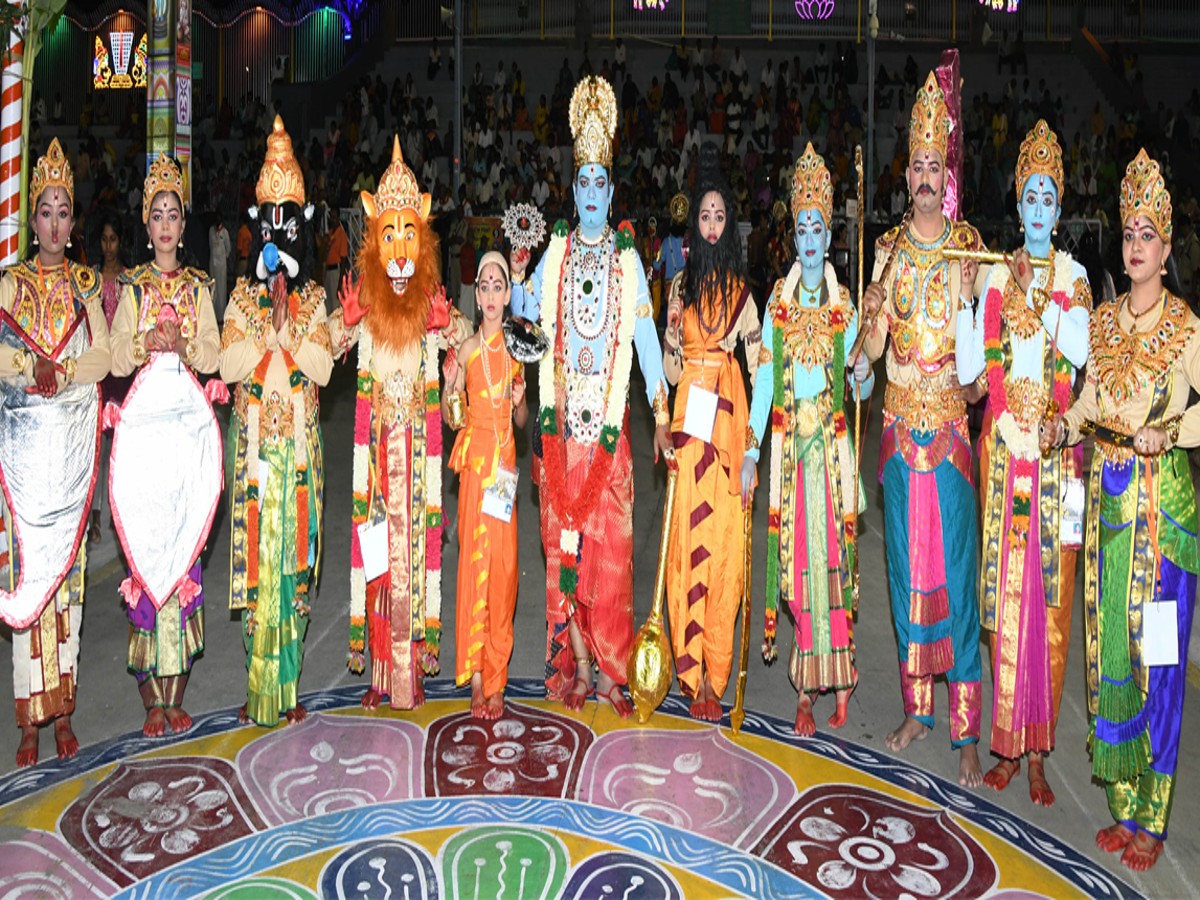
<box><xmin>754</xmin><ymin>784</ymin><xmax>999</xmax><ymax>898</ymax></box>
<box><xmin>59</xmin><ymin>757</ymin><xmax>267</xmax><ymax>888</ymax></box>
<box><xmin>425</xmin><ymin>701</ymin><xmax>593</xmax><ymax>797</ymax></box>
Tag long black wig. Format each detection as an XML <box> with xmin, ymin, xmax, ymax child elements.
<box><xmin>683</xmin><ymin>143</ymin><xmax>746</xmax><ymax>333</ymax></box>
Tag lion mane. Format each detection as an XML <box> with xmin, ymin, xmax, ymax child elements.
<box><xmin>356</xmin><ymin>211</ymin><xmax>441</xmax><ymax>353</ymax></box>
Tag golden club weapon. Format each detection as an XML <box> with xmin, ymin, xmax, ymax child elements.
<box><xmin>730</xmin><ymin>501</ymin><xmax>753</xmax><ymax>735</ymax></box>
<box><xmin>851</xmin><ymin>145</ymin><xmax>865</xmax><ymax>615</ymax></box>
<box><xmin>846</xmin><ymin>205</ymin><xmax>913</xmax><ymax>365</ymax></box>
<box><xmin>627</xmin><ymin>461</ymin><xmax>679</xmax><ymax>724</ymax></box>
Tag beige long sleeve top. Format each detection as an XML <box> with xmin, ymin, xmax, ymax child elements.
<box><xmin>109</xmin><ymin>263</ymin><xmax>220</xmax><ymax>377</ymax></box>
<box><xmin>0</xmin><ymin>260</ymin><xmax>110</xmax><ymax>387</ymax></box>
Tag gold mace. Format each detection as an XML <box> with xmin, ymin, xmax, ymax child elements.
<box><xmin>729</xmin><ymin>501</ymin><xmax>753</xmax><ymax>734</ymax></box>
<box><xmin>941</xmin><ymin>248</ymin><xmax>1051</xmax><ymax>267</ymax></box>
<box><xmin>852</xmin><ymin>145</ymin><xmax>865</xmax><ymax>615</ymax></box>
<box><xmin>627</xmin><ymin>462</ymin><xmax>679</xmax><ymax>723</ymax></box>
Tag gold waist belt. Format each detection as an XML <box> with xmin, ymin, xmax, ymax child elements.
<box><xmin>884</xmin><ymin>383</ymin><xmax>965</xmax><ymax>432</ymax></box>
<box><xmin>1005</xmin><ymin>377</ymin><xmax>1050</xmax><ymax>427</ymax></box>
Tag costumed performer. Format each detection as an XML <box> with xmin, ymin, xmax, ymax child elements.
<box><xmin>956</xmin><ymin>119</ymin><xmax>1091</xmax><ymax>806</ymax></box>
<box><xmin>1043</xmin><ymin>149</ymin><xmax>1197</xmax><ymax>872</ymax></box>
<box><xmin>331</xmin><ymin>136</ymin><xmax>469</xmax><ymax>710</ymax></box>
<box><xmin>860</xmin><ymin>71</ymin><xmax>986</xmax><ymax>787</ymax></box>
<box><xmin>508</xmin><ymin>76</ymin><xmax>673</xmax><ymax>719</ymax></box>
<box><xmin>743</xmin><ymin>143</ymin><xmax>873</xmax><ymax>737</ymax></box>
<box><xmin>109</xmin><ymin>153</ymin><xmax>221</xmax><ymax>738</ymax></box>
<box><xmin>220</xmin><ymin>116</ymin><xmax>334</xmax><ymax>727</ymax></box>
<box><xmin>443</xmin><ymin>250</ymin><xmax>528</xmax><ymax>720</ymax></box>
<box><xmin>0</xmin><ymin>138</ymin><xmax>109</xmax><ymax>766</ymax></box>
<box><xmin>662</xmin><ymin>143</ymin><xmax>762</xmax><ymax>723</ymax></box>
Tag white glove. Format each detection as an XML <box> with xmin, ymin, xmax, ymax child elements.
<box><xmin>740</xmin><ymin>456</ymin><xmax>758</xmax><ymax>508</ymax></box>
<box><xmin>852</xmin><ymin>352</ymin><xmax>871</xmax><ymax>383</ymax></box>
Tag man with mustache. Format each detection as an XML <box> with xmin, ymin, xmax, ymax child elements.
<box><xmin>509</xmin><ymin>77</ymin><xmax>672</xmax><ymax>718</ymax></box>
<box><xmin>860</xmin><ymin>71</ymin><xmax>987</xmax><ymax>788</ymax></box>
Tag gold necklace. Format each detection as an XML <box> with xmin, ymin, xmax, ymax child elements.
<box><xmin>1125</xmin><ymin>290</ymin><xmax>1165</xmax><ymax>325</ymax></box>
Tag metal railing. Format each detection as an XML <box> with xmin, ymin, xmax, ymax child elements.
<box><xmin>419</xmin><ymin>0</ymin><xmax>1200</xmax><ymax>44</ymax></box>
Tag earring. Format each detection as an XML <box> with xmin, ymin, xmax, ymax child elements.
<box><xmin>66</xmin><ymin>237</ymin><xmax>72</xmax><ymax>248</ymax></box>
<box><xmin>1019</xmin><ymin>223</ymin><xmax>1024</xmax><ymax>233</ymax></box>
<box><xmin>32</xmin><ymin>234</ymin><xmax>38</xmax><ymax>245</ymax></box>
<box><xmin>178</xmin><ymin>238</ymin><xmax>183</xmax><ymax>248</ymax></box>
<box><xmin>1160</xmin><ymin>264</ymin><xmax>1167</xmax><ymax>276</ymax></box>
<box><xmin>147</xmin><ymin>240</ymin><xmax>153</xmax><ymax>249</ymax></box>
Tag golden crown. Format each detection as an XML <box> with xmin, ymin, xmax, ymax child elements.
<box><xmin>141</xmin><ymin>153</ymin><xmax>185</xmax><ymax>222</ymax></box>
<box><xmin>909</xmin><ymin>71</ymin><xmax>950</xmax><ymax>162</ymax></box>
<box><xmin>373</xmin><ymin>136</ymin><xmax>423</xmax><ymax>215</ymax></box>
<box><xmin>790</xmin><ymin>142</ymin><xmax>834</xmax><ymax>225</ymax></box>
<box><xmin>29</xmin><ymin>137</ymin><xmax>73</xmax><ymax>209</ymax></box>
<box><xmin>256</xmin><ymin>115</ymin><xmax>305</xmax><ymax>207</ymax></box>
<box><xmin>569</xmin><ymin>76</ymin><xmax>617</xmax><ymax>171</ymax></box>
<box><xmin>1015</xmin><ymin>119</ymin><xmax>1064</xmax><ymax>200</ymax></box>
<box><xmin>1120</xmin><ymin>148</ymin><xmax>1173</xmax><ymax>240</ymax></box>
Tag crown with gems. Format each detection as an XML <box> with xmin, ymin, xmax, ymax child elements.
<box><xmin>569</xmin><ymin>77</ymin><xmax>617</xmax><ymax>171</ymax></box>
<box><xmin>256</xmin><ymin>115</ymin><xmax>305</xmax><ymax>207</ymax></box>
<box><xmin>29</xmin><ymin>137</ymin><xmax>73</xmax><ymax>209</ymax></box>
<box><xmin>373</xmin><ymin>136</ymin><xmax>423</xmax><ymax>215</ymax></box>
<box><xmin>1120</xmin><ymin>148</ymin><xmax>1173</xmax><ymax>240</ymax></box>
<box><xmin>1015</xmin><ymin>119</ymin><xmax>1065</xmax><ymax>200</ymax></box>
<box><xmin>790</xmin><ymin>142</ymin><xmax>834</xmax><ymax>225</ymax></box>
<box><xmin>908</xmin><ymin>71</ymin><xmax>951</xmax><ymax>162</ymax></box>
<box><xmin>141</xmin><ymin>153</ymin><xmax>185</xmax><ymax>223</ymax></box>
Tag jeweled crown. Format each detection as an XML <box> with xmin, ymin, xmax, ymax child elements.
<box><xmin>908</xmin><ymin>71</ymin><xmax>951</xmax><ymax>162</ymax></box>
<box><xmin>29</xmin><ymin>137</ymin><xmax>73</xmax><ymax>209</ymax></box>
<box><xmin>142</xmin><ymin>153</ymin><xmax>185</xmax><ymax>223</ymax></box>
<box><xmin>1015</xmin><ymin>119</ymin><xmax>1064</xmax><ymax>200</ymax></box>
<box><xmin>373</xmin><ymin>136</ymin><xmax>423</xmax><ymax>215</ymax></box>
<box><xmin>256</xmin><ymin>115</ymin><xmax>305</xmax><ymax>207</ymax></box>
<box><xmin>569</xmin><ymin>77</ymin><xmax>617</xmax><ymax>171</ymax></box>
<box><xmin>1119</xmin><ymin>148</ymin><xmax>1173</xmax><ymax>240</ymax></box>
<box><xmin>791</xmin><ymin>142</ymin><xmax>834</xmax><ymax>225</ymax></box>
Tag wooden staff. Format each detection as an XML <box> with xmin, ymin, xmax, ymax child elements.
<box><xmin>852</xmin><ymin>146</ymin><xmax>865</xmax><ymax>614</ymax></box>
<box><xmin>846</xmin><ymin>205</ymin><xmax>913</xmax><ymax>364</ymax></box>
<box><xmin>730</xmin><ymin>501</ymin><xmax>753</xmax><ymax>735</ymax></box>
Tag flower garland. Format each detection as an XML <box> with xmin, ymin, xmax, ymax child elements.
<box><xmin>983</xmin><ymin>249</ymin><xmax>1071</xmax><ymax>463</ymax></box>
<box><xmin>764</xmin><ymin>262</ymin><xmax>846</xmax><ymax>660</ymax></box>
<box><xmin>347</xmin><ymin>320</ymin><xmax>443</xmax><ymax>673</ymax></box>
<box><xmin>537</xmin><ymin>220</ymin><xmax>638</xmax><ymax>603</ymax></box>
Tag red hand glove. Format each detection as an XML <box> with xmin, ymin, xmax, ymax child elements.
<box><xmin>338</xmin><ymin>272</ymin><xmax>370</xmax><ymax>327</ymax></box>
<box><xmin>426</xmin><ymin>284</ymin><xmax>451</xmax><ymax>332</ymax></box>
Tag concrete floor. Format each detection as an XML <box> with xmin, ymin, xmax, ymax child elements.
<box><xmin>2</xmin><ymin>358</ymin><xmax>1198</xmax><ymax>897</ymax></box>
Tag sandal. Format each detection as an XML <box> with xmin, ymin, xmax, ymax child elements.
<box><xmin>598</xmin><ymin>684</ymin><xmax>633</xmax><ymax>719</ymax></box>
<box><xmin>982</xmin><ymin>757</ymin><xmax>1020</xmax><ymax>792</ymax></box>
<box><xmin>563</xmin><ymin>657</ymin><xmax>594</xmax><ymax>711</ymax></box>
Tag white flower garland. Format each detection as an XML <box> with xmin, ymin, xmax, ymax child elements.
<box><xmin>538</xmin><ymin>228</ymin><xmax>639</xmax><ymax>550</ymax></box>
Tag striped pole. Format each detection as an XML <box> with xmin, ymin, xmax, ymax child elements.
<box><xmin>0</xmin><ymin>1</ymin><xmax>26</xmax><ymax>266</ymax></box>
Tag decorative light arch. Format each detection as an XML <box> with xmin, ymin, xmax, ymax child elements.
<box><xmin>632</xmin><ymin>0</ymin><xmax>670</xmax><ymax>9</ymax></box>
<box><xmin>795</xmin><ymin>1</ymin><xmax>835</xmax><ymax>20</ymax></box>
<box><xmin>979</xmin><ymin>0</ymin><xmax>1021</xmax><ymax>12</ymax></box>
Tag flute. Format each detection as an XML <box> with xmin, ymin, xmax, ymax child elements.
<box><xmin>942</xmin><ymin>248</ymin><xmax>1051</xmax><ymax>267</ymax></box>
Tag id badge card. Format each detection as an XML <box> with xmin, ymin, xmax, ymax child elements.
<box><xmin>357</xmin><ymin>516</ymin><xmax>388</xmax><ymax>583</ymax></box>
<box><xmin>1060</xmin><ymin>477</ymin><xmax>1085</xmax><ymax>548</ymax></box>
<box><xmin>482</xmin><ymin>464</ymin><xmax>518</xmax><ymax>523</ymax></box>
<box><xmin>1143</xmin><ymin>601</ymin><xmax>1179</xmax><ymax>667</ymax></box>
<box><xmin>682</xmin><ymin>385</ymin><xmax>719</xmax><ymax>443</ymax></box>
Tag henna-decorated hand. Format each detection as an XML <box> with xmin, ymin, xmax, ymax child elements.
<box><xmin>33</xmin><ymin>356</ymin><xmax>60</xmax><ymax>397</ymax></box>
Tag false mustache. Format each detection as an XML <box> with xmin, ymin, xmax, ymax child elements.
<box><xmin>916</xmin><ymin>185</ymin><xmax>935</xmax><ymax>195</ymax></box>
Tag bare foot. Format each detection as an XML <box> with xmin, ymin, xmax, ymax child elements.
<box><xmin>470</xmin><ymin>674</ymin><xmax>487</xmax><ymax>719</ymax></box>
<box><xmin>1096</xmin><ymin>823</ymin><xmax>1135</xmax><ymax>853</ymax></box>
<box><xmin>1121</xmin><ymin>830</ymin><xmax>1163</xmax><ymax>871</ymax></box>
<box><xmin>237</xmin><ymin>704</ymin><xmax>251</xmax><ymax>724</ymax></box>
<box><xmin>689</xmin><ymin>677</ymin><xmax>723</xmax><ymax>722</ymax></box>
<box><xmin>884</xmin><ymin>716</ymin><xmax>929</xmax><ymax>752</ymax></box>
<box><xmin>793</xmin><ymin>694</ymin><xmax>816</xmax><ymax>737</ymax></box>
<box><xmin>483</xmin><ymin>692</ymin><xmax>505</xmax><ymax>719</ymax></box>
<box><xmin>16</xmin><ymin>726</ymin><xmax>38</xmax><ymax>768</ymax></box>
<box><xmin>958</xmin><ymin>743</ymin><xmax>983</xmax><ymax>788</ymax></box>
<box><xmin>164</xmin><ymin>707</ymin><xmax>192</xmax><ymax>734</ymax></box>
<box><xmin>143</xmin><ymin>707</ymin><xmax>167</xmax><ymax>738</ymax></box>
<box><xmin>361</xmin><ymin>688</ymin><xmax>385</xmax><ymax>709</ymax></box>
<box><xmin>1027</xmin><ymin>754</ymin><xmax>1054</xmax><ymax>807</ymax></box>
<box><xmin>828</xmin><ymin>687</ymin><xmax>852</xmax><ymax>729</ymax></box>
<box><xmin>53</xmin><ymin>716</ymin><xmax>79</xmax><ymax>759</ymax></box>
<box><xmin>598</xmin><ymin>683</ymin><xmax>633</xmax><ymax>718</ymax></box>
<box><xmin>983</xmin><ymin>757</ymin><xmax>1020</xmax><ymax>792</ymax></box>
<box><xmin>285</xmin><ymin>704</ymin><xmax>307</xmax><ymax>725</ymax></box>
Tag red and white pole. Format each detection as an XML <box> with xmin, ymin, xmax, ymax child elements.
<box><xmin>0</xmin><ymin>1</ymin><xmax>27</xmax><ymax>266</ymax></box>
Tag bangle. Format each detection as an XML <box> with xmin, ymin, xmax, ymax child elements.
<box><xmin>1031</xmin><ymin>288</ymin><xmax>1050</xmax><ymax>318</ymax></box>
<box><xmin>652</xmin><ymin>382</ymin><xmax>670</xmax><ymax>428</ymax></box>
<box><xmin>1165</xmin><ymin>417</ymin><xmax>1181</xmax><ymax>447</ymax></box>
<box><xmin>63</xmin><ymin>358</ymin><xmax>77</xmax><ymax>384</ymax></box>
<box><xmin>746</xmin><ymin>425</ymin><xmax>759</xmax><ymax>452</ymax></box>
<box><xmin>132</xmin><ymin>334</ymin><xmax>148</xmax><ymax>365</ymax></box>
<box><xmin>11</xmin><ymin>348</ymin><xmax>28</xmax><ymax>373</ymax></box>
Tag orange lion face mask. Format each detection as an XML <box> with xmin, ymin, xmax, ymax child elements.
<box><xmin>371</xmin><ymin>205</ymin><xmax>425</xmax><ymax>294</ymax></box>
